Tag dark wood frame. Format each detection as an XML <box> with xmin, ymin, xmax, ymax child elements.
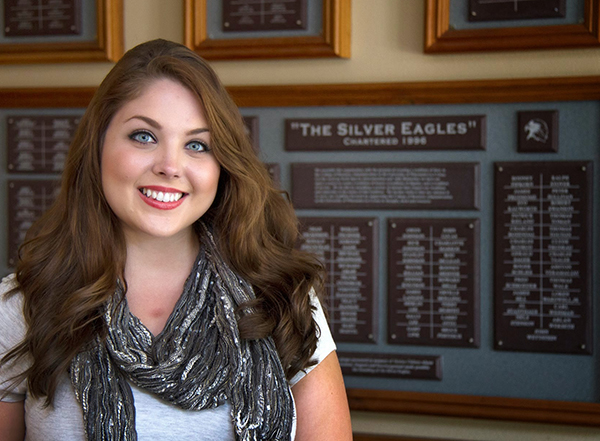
<box><xmin>0</xmin><ymin>0</ymin><xmax>123</xmax><ymax>64</ymax></box>
<box><xmin>2</xmin><ymin>75</ymin><xmax>600</xmax><ymax>427</ymax></box>
<box><xmin>184</xmin><ymin>0</ymin><xmax>351</xmax><ymax>60</ymax></box>
<box><xmin>425</xmin><ymin>0</ymin><xmax>600</xmax><ymax>53</ymax></box>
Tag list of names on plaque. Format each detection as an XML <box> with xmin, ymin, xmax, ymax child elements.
<box><xmin>286</xmin><ymin>115</ymin><xmax>486</xmax><ymax>151</ymax></box>
<box><xmin>494</xmin><ymin>162</ymin><xmax>592</xmax><ymax>354</ymax></box>
<box><xmin>4</xmin><ymin>0</ymin><xmax>81</xmax><ymax>37</ymax></box>
<box><xmin>291</xmin><ymin>162</ymin><xmax>480</xmax><ymax>210</ymax></box>
<box><xmin>7</xmin><ymin>115</ymin><xmax>81</xmax><ymax>174</ymax></box>
<box><xmin>8</xmin><ymin>180</ymin><xmax>60</xmax><ymax>266</ymax></box>
<box><xmin>222</xmin><ymin>0</ymin><xmax>307</xmax><ymax>32</ymax></box>
<box><xmin>388</xmin><ymin>219</ymin><xmax>479</xmax><ymax>347</ymax></box>
<box><xmin>298</xmin><ymin>217</ymin><xmax>377</xmax><ymax>343</ymax></box>
<box><xmin>338</xmin><ymin>352</ymin><xmax>442</xmax><ymax>380</ymax></box>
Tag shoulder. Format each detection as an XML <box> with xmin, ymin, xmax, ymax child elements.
<box><xmin>0</xmin><ymin>274</ymin><xmax>28</xmax><ymax>402</ymax></box>
<box><xmin>0</xmin><ymin>274</ymin><xmax>27</xmax><ymax>351</ymax></box>
<box><xmin>288</xmin><ymin>289</ymin><xmax>336</xmax><ymax>387</ymax></box>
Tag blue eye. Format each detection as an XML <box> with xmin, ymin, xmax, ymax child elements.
<box><xmin>186</xmin><ymin>140</ymin><xmax>210</xmax><ymax>152</ymax></box>
<box><xmin>129</xmin><ymin>131</ymin><xmax>156</xmax><ymax>144</ymax></box>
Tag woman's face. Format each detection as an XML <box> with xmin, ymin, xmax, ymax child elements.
<box><xmin>101</xmin><ymin>78</ymin><xmax>221</xmax><ymax>244</ymax></box>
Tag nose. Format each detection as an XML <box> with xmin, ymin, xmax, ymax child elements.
<box><xmin>152</xmin><ymin>143</ymin><xmax>182</xmax><ymax>178</ymax></box>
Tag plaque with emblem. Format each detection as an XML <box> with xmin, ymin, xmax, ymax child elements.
<box><xmin>518</xmin><ymin>110</ymin><xmax>558</xmax><ymax>153</ymax></box>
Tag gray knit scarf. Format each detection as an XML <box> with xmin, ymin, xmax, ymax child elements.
<box><xmin>70</xmin><ymin>228</ymin><xmax>294</xmax><ymax>440</ymax></box>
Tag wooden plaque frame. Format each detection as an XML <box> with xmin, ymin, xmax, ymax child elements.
<box><xmin>1</xmin><ymin>75</ymin><xmax>600</xmax><ymax>426</ymax></box>
<box><xmin>184</xmin><ymin>0</ymin><xmax>351</xmax><ymax>60</ymax></box>
<box><xmin>0</xmin><ymin>0</ymin><xmax>123</xmax><ymax>64</ymax></box>
<box><xmin>425</xmin><ymin>0</ymin><xmax>600</xmax><ymax>53</ymax></box>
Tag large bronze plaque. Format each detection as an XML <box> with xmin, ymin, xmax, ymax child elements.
<box><xmin>7</xmin><ymin>180</ymin><xmax>60</xmax><ymax>266</ymax></box>
<box><xmin>388</xmin><ymin>219</ymin><xmax>480</xmax><ymax>347</ymax></box>
<box><xmin>469</xmin><ymin>0</ymin><xmax>565</xmax><ymax>21</ymax></box>
<box><xmin>298</xmin><ymin>217</ymin><xmax>378</xmax><ymax>343</ymax></box>
<box><xmin>286</xmin><ymin>116</ymin><xmax>486</xmax><ymax>151</ymax></box>
<box><xmin>222</xmin><ymin>0</ymin><xmax>307</xmax><ymax>32</ymax></box>
<box><xmin>4</xmin><ymin>0</ymin><xmax>81</xmax><ymax>37</ymax></box>
<box><xmin>494</xmin><ymin>162</ymin><xmax>592</xmax><ymax>354</ymax></box>
<box><xmin>6</xmin><ymin>115</ymin><xmax>81</xmax><ymax>174</ymax></box>
<box><xmin>291</xmin><ymin>162</ymin><xmax>480</xmax><ymax>210</ymax></box>
<box><xmin>338</xmin><ymin>352</ymin><xmax>442</xmax><ymax>380</ymax></box>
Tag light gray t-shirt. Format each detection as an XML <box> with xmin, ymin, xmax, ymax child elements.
<box><xmin>0</xmin><ymin>274</ymin><xmax>336</xmax><ymax>440</ymax></box>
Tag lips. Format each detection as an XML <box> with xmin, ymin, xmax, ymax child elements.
<box><xmin>139</xmin><ymin>186</ymin><xmax>186</xmax><ymax>210</ymax></box>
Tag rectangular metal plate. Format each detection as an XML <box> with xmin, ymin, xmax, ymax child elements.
<box><xmin>291</xmin><ymin>162</ymin><xmax>480</xmax><ymax>210</ymax></box>
<box><xmin>469</xmin><ymin>0</ymin><xmax>566</xmax><ymax>21</ymax></box>
<box><xmin>388</xmin><ymin>218</ymin><xmax>480</xmax><ymax>347</ymax></box>
<box><xmin>494</xmin><ymin>161</ymin><xmax>592</xmax><ymax>354</ymax></box>
<box><xmin>6</xmin><ymin>115</ymin><xmax>81</xmax><ymax>174</ymax></box>
<box><xmin>286</xmin><ymin>116</ymin><xmax>486</xmax><ymax>151</ymax></box>
<box><xmin>4</xmin><ymin>0</ymin><xmax>81</xmax><ymax>37</ymax></box>
<box><xmin>298</xmin><ymin>217</ymin><xmax>378</xmax><ymax>343</ymax></box>
<box><xmin>222</xmin><ymin>0</ymin><xmax>307</xmax><ymax>32</ymax></box>
<box><xmin>338</xmin><ymin>352</ymin><xmax>442</xmax><ymax>380</ymax></box>
<box><xmin>7</xmin><ymin>179</ymin><xmax>60</xmax><ymax>267</ymax></box>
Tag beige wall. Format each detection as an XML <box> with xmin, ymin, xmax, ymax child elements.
<box><xmin>2</xmin><ymin>1</ymin><xmax>600</xmax><ymax>440</ymax></box>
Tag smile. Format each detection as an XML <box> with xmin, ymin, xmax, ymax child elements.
<box><xmin>140</xmin><ymin>187</ymin><xmax>184</xmax><ymax>202</ymax></box>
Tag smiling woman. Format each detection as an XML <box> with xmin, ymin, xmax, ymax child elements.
<box><xmin>101</xmin><ymin>79</ymin><xmax>221</xmax><ymax>245</ymax></box>
<box><xmin>0</xmin><ymin>39</ymin><xmax>352</xmax><ymax>441</ymax></box>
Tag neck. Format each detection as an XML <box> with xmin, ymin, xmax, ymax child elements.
<box><xmin>123</xmin><ymin>229</ymin><xmax>200</xmax><ymax>282</ymax></box>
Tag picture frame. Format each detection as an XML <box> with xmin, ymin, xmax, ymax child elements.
<box><xmin>184</xmin><ymin>0</ymin><xmax>351</xmax><ymax>60</ymax></box>
<box><xmin>425</xmin><ymin>0</ymin><xmax>600</xmax><ymax>53</ymax></box>
<box><xmin>2</xmin><ymin>74</ymin><xmax>600</xmax><ymax>427</ymax></box>
<box><xmin>0</xmin><ymin>0</ymin><xmax>123</xmax><ymax>64</ymax></box>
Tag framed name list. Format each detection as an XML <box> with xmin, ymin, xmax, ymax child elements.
<box><xmin>494</xmin><ymin>161</ymin><xmax>593</xmax><ymax>355</ymax></box>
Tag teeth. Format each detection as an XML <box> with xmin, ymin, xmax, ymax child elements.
<box><xmin>141</xmin><ymin>188</ymin><xmax>183</xmax><ymax>202</ymax></box>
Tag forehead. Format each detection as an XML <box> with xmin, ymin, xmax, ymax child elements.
<box><xmin>111</xmin><ymin>78</ymin><xmax>208</xmax><ymax>126</ymax></box>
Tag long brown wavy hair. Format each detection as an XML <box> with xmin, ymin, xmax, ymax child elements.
<box><xmin>2</xmin><ymin>39</ymin><xmax>324</xmax><ymax>404</ymax></box>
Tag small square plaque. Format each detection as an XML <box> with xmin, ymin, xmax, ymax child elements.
<box><xmin>518</xmin><ymin>110</ymin><xmax>558</xmax><ymax>153</ymax></box>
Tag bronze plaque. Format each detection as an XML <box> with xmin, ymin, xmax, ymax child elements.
<box><xmin>298</xmin><ymin>217</ymin><xmax>378</xmax><ymax>343</ymax></box>
<box><xmin>291</xmin><ymin>162</ymin><xmax>480</xmax><ymax>210</ymax></box>
<box><xmin>469</xmin><ymin>0</ymin><xmax>565</xmax><ymax>21</ymax></box>
<box><xmin>286</xmin><ymin>116</ymin><xmax>486</xmax><ymax>151</ymax></box>
<box><xmin>388</xmin><ymin>219</ymin><xmax>480</xmax><ymax>347</ymax></box>
<box><xmin>222</xmin><ymin>0</ymin><xmax>307</xmax><ymax>32</ymax></box>
<box><xmin>518</xmin><ymin>110</ymin><xmax>558</xmax><ymax>153</ymax></box>
<box><xmin>6</xmin><ymin>115</ymin><xmax>81</xmax><ymax>174</ymax></box>
<box><xmin>7</xmin><ymin>179</ymin><xmax>60</xmax><ymax>266</ymax></box>
<box><xmin>338</xmin><ymin>352</ymin><xmax>442</xmax><ymax>380</ymax></box>
<box><xmin>4</xmin><ymin>0</ymin><xmax>81</xmax><ymax>37</ymax></box>
<box><xmin>494</xmin><ymin>162</ymin><xmax>592</xmax><ymax>354</ymax></box>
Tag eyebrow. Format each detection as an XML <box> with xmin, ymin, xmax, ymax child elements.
<box><xmin>126</xmin><ymin>115</ymin><xmax>210</xmax><ymax>136</ymax></box>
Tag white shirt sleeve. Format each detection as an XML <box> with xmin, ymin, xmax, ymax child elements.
<box><xmin>0</xmin><ymin>274</ymin><xmax>28</xmax><ymax>402</ymax></box>
<box><xmin>288</xmin><ymin>291</ymin><xmax>336</xmax><ymax>387</ymax></box>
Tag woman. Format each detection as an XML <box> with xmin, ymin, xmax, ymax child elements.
<box><xmin>0</xmin><ymin>39</ymin><xmax>352</xmax><ymax>440</ymax></box>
